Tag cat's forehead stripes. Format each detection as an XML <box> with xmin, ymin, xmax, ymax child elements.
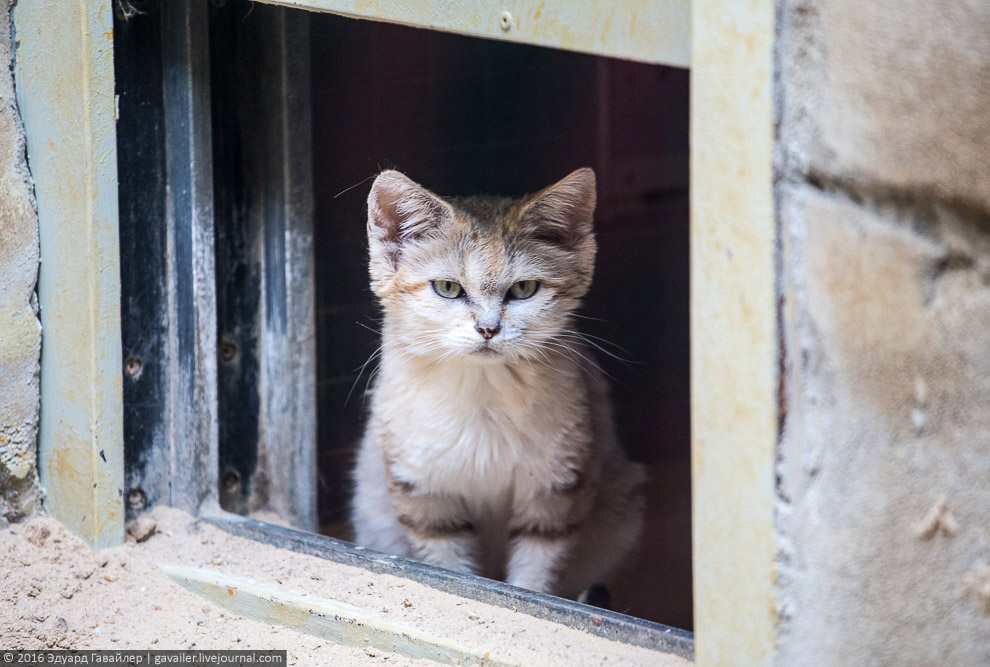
<box><xmin>447</xmin><ymin>196</ymin><xmax>554</xmax><ymax>247</ymax></box>
<box><xmin>447</xmin><ymin>195</ymin><xmax>521</xmax><ymax>231</ymax></box>
<box><xmin>367</xmin><ymin>168</ymin><xmax>597</xmax><ymax>302</ymax></box>
<box><xmin>443</xmin><ymin>198</ymin><xmax>567</xmax><ymax>286</ymax></box>
<box><xmin>462</xmin><ymin>241</ymin><xmax>514</xmax><ymax>295</ymax></box>
<box><xmin>456</xmin><ymin>235</ymin><xmax>561</xmax><ymax>296</ymax></box>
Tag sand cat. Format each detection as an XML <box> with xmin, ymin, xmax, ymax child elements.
<box><xmin>351</xmin><ymin>168</ymin><xmax>644</xmax><ymax>601</ymax></box>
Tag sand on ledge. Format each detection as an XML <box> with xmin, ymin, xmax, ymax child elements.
<box><xmin>0</xmin><ymin>507</ymin><xmax>691</xmax><ymax>666</ymax></box>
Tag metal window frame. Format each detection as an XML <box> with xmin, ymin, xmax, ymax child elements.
<box><xmin>15</xmin><ymin>0</ymin><xmax>777</xmax><ymax>663</ymax></box>
<box><xmin>257</xmin><ymin>0</ymin><xmax>691</xmax><ymax>68</ymax></box>
<box><xmin>14</xmin><ymin>0</ymin><xmax>125</xmax><ymax>550</ymax></box>
<box><xmin>113</xmin><ymin>0</ymin><xmax>221</xmax><ymax>521</ymax></box>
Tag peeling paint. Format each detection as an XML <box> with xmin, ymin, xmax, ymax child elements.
<box><xmin>253</xmin><ymin>0</ymin><xmax>690</xmax><ymax>68</ymax></box>
<box><xmin>13</xmin><ymin>0</ymin><xmax>124</xmax><ymax>548</ymax></box>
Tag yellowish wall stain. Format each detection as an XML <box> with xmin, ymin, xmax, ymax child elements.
<box><xmin>691</xmin><ymin>0</ymin><xmax>777</xmax><ymax>665</ymax></box>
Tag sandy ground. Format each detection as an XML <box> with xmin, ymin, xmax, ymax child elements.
<box><xmin>0</xmin><ymin>507</ymin><xmax>690</xmax><ymax>666</ymax></box>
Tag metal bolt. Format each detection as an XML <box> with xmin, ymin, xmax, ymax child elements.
<box><xmin>499</xmin><ymin>11</ymin><xmax>513</xmax><ymax>32</ymax></box>
<box><xmin>127</xmin><ymin>488</ymin><xmax>146</xmax><ymax>512</ymax></box>
<box><xmin>124</xmin><ymin>356</ymin><xmax>143</xmax><ymax>379</ymax></box>
<box><xmin>219</xmin><ymin>341</ymin><xmax>238</xmax><ymax>363</ymax></box>
<box><xmin>222</xmin><ymin>469</ymin><xmax>241</xmax><ymax>492</ymax></box>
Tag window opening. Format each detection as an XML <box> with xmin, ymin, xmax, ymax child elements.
<box><xmin>307</xmin><ymin>10</ymin><xmax>691</xmax><ymax>630</ymax></box>
<box><xmin>114</xmin><ymin>0</ymin><xmax>692</xmax><ymax>648</ymax></box>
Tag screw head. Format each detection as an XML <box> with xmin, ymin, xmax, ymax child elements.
<box><xmin>222</xmin><ymin>469</ymin><xmax>241</xmax><ymax>492</ymax></box>
<box><xmin>124</xmin><ymin>356</ymin><xmax>143</xmax><ymax>379</ymax></box>
<box><xmin>219</xmin><ymin>341</ymin><xmax>238</xmax><ymax>363</ymax></box>
<box><xmin>499</xmin><ymin>11</ymin><xmax>513</xmax><ymax>31</ymax></box>
<box><xmin>127</xmin><ymin>488</ymin><xmax>146</xmax><ymax>512</ymax></box>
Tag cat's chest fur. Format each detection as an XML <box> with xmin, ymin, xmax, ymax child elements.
<box><xmin>374</xmin><ymin>358</ymin><xmax>583</xmax><ymax>502</ymax></box>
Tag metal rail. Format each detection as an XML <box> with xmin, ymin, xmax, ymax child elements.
<box><xmin>206</xmin><ymin>512</ymin><xmax>695</xmax><ymax>660</ymax></box>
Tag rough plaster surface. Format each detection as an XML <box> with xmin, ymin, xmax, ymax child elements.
<box><xmin>777</xmin><ymin>1</ymin><xmax>990</xmax><ymax>663</ymax></box>
<box><xmin>777</xmin><ymin>186</ymin><xmax>990</xmax><ymax>665</ymax></box>
<box><xmin>779</xmin><ymin>0</ymin><xmax>990</xmax><ymax>210</ymax></box>
<box><xmin>0</xmin><ymin>0</ymin><xmax>40</xmax><ymax>524</ymax></box>
<box><xmin>2</xmin><ymin>508</ymin><xmax>689</xmax><ymax>665</ymax></box>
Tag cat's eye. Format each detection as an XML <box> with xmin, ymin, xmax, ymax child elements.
<box><xmin>431</xmin><ymin>279</ymin><xmax>464</xmax><ymax>299</ymax></box>
<box><xmin>507</xmin><ymin>280</ymin><xmax>540</xmax><ymax>300</ymax></box>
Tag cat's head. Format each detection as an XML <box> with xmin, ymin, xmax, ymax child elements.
<box><xmin>366</xmin><ymin>168</ymin><xmax>597</xmax><ymax>363</ymax></box>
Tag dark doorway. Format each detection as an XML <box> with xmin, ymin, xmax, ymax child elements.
<box><xmin>308</xmin><ymin>13</ymin><xmax>691</xmax><ymax>629</ymax></box>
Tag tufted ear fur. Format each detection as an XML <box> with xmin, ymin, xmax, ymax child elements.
<box><xmin>367</xmin><ymin>171</ymin><xmax>453</xmax><ymax>283</ymax></box>
<box><xmin>517</xmin><ymin>167</ymin><xmax>597</xmax><ymax>248</ymax></box>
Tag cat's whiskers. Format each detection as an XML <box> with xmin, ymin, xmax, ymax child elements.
<box><xmin>363</xmin><ymin>361</ymin><xmax>384</xmax><ymax>399</ymax></box>
<box><xmin>512</xmin><ymin>333</ymin><xmax>590</xmax><ymax>379</ymax></box>
<box><xmin>516</xmin><ymin>339</ymin><xmax>557</xmax><ymax>368</ymax></box>
<box><xmin>553</xmin><ymin>330</ymin><xmax>636</xmax><ymax>366</ymax></box>
<box><xmin>343</xmin><ymin>330</ymin><xmax>449</xmax><ymax>394</ymax></box>
<box><xmin>384</xmin><ymin>329</ymin><xmax>443</xmax><ymax>353</ymax></box>
<box><xmin>419</xmin><ymin>342</ymin><xmax>462</xmax><ymax>370</ymax></box>
<box><xmin>570</xmin><ymin>312</ymin><xmax>613</xmax><ymax>325</ymax></box>
<box><xmin>535</xmin><ymin>337</ymin><xmax>616</xmax><ymax>382</ymax></box>
<box><xmin>558</xmin><ymin>328</ymin><xmax>631</xmax><ymax>356</ymax></box>
<box><xmin>345</xmin><ymin>344</ymin><xmax>384</xmax><ymax>406</ymax></box>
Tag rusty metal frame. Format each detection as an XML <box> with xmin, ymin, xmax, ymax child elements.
<box><xmin>14</xmin><ymin>0</ymin><xmax>125</xmax><ymax>548</ymax></box>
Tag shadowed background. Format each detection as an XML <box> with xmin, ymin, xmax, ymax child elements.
<box><xmin>307</xmin><ymin>12</ymin><xmax>691</xmax><ymax>630</ymax></box>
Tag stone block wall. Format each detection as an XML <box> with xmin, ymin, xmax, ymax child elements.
<box><xmin>0</xmin><ymin>0</ymin><xmax>41</xmax><ymax>524</ymax></box>
<box><xmin>777</xmin><ymin>0</ymin><xmax>990</xmax><ymax>663</ymax></box>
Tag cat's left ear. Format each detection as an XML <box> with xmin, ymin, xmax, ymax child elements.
<box><xmin>517</xmin><ymin>167</ymin><xmax>597</xmax><ymax>247</ymax></box>
<box><xmin>367</xmin><ymin>170</ymin><xmax>454</xmax><ymax>277</ymax></box>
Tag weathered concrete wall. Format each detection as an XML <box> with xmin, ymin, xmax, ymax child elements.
<box><xmin>0</xmin><ymin>0</ymin><xmax>41</xmax><ymax>524</ymax></box>
<box><xmin>776</xmin><ymin>0</ymin><xmax>990</xmax><ymax>664</ymax></box>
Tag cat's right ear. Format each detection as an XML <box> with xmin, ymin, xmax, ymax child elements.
<box><xmin>367</xmin><ymin>171</ymin><xmax>453</xmax><ymax>277</ymax></box>
<box><xmin>517</xmin><ymin>167</ymin><xmax>597</xmax><ymax>248</ymax></box>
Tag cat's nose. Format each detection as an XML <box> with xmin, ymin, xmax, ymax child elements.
<box><xmin>475</xmin><ymin>323</ymin><xmax>501</xmax><ymax>340</ymax></box>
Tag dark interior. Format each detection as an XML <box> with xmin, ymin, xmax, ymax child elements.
<box><xmin>114</xmin><ymin>0</ymin><xmax>690</xmax><ymax>633</ymax></box>
<box><xmin>309</xmin><ymin>14</ymin><xmax>692</xmax><ymax>629</ymax></box>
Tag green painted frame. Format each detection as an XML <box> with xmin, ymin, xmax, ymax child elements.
<box><xmin>14</xmin><ymin>0</ymin><xmax>125</xmax><ymax>549</ymax></box>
